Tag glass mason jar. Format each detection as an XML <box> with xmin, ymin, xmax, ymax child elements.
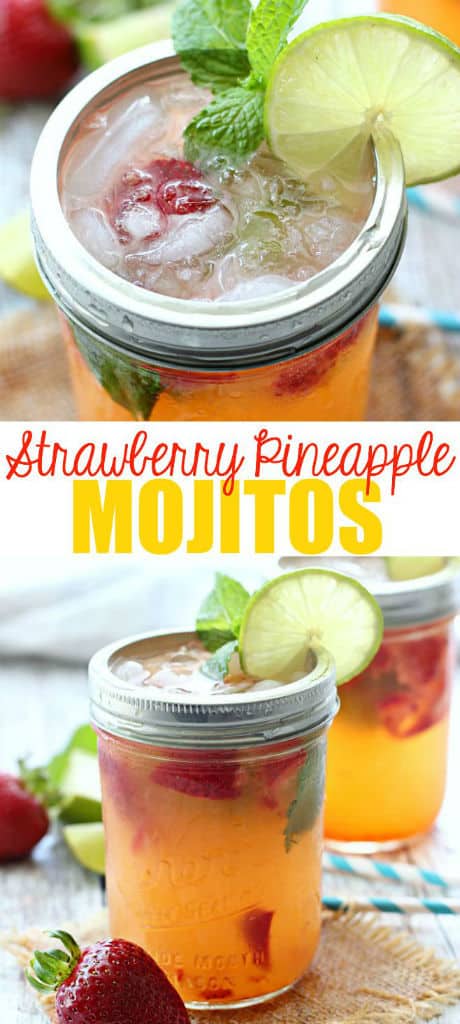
<box><xmin>324</xmin><ymin>563</ymin><xmax>459</xmax><ymax>852</ymax></box>
<box><xmin>30</xmin><ymin>42</ymin><xmax>407</xmax><ymax>422</ymax></box>
<box><xmin>89</xmin><ymin>630</ymin><xmax>337</xmax><ymax>1009</ymax></box>
<box><xmin>380</xmin><ymin>0</ymin><xmax>460</xmax><ymax>47</ymax></box>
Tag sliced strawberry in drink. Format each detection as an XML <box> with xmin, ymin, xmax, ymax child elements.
<box><xmin>106</xmin><ymin>158</ymin><xmax>216</xmax><ymax>244</ymax></box>
<box><xmin>153</xmin><ymin>753</ymin><xmax>245</xmax><ymax>800</ymax></box>
<box><xmin>157</xmin><ymin>179</ymin><xmax>216</xmax><ymax>215</ymax></box>
<box><xmin>241</xmin><ymin>908</ymin><xmax>274</xmax><ymax>965</ymax></box>
<box><xmin>376</xmin><ymin>630</ymin><xmax>451</xmax><ymax>737</ymax></box>
<box><xmin>260</xmin><ymin>750</ymin><xmax>306</xmax><ymax>808</ymax></box>
<box><xmin>273</xmin><ymin>318</ymin><xmax>363</xmax><ymax>397</ymax></box>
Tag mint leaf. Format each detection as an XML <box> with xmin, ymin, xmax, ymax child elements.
<box><xmin>197</xmin><ymin>573</ymin><xmax>250</xmax><ymax>651</ymax></box>
<box><xmin>201</xmin><ymin>639</ymin><xmax>239</xmax><ymax>680</ymax></box>
<box><xmin>184</xmin><ymin>86</ymin><xmax>265</xmax><ymax>162</ymax></box>
<box><xmin>246</xmin><ymin>0</ymin><xmax>309</xmax><ymax>81</ymax></box>
<box><xmin>73</xmin><ymin>325</ymin><xmax>163</xmax><ymax>420</ymax></box>
<box><xmin>284</xmin><ymin>745</ymin><xmax>325</xmax><ymax>852</ymax></box>
<box><xmin>173</xmin><ymin>0</ymin><xmax>251</xmax><ymax>91</ymax></box>
<box><xmin>178</xmin><ymin>49</ymin><xmax>251</xmax><ymax>92</ymax></box>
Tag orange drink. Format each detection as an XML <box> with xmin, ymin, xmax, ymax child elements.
<box><xmin>380</xmin><ymin>1</ymin><xmax>460</xmax><ymax>46</ymax></box>
<box><xmin>31</xmin><ymin>43</ymin><xmax>406</xmax><ymax>422</ymax></box>
<box><xmin>89</xmin><ymin>630</ymin><xmax>337</xmax><ymax>1008</ymax></box>
<box><xmin>324</xmin><ymin>561</ymin><xmax>459</xmax><ymax>851</ymax></box>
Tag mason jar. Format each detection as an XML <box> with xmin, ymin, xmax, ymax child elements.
<box><xmin>89</xmin><ymin>629</ymin><xmax>337</xmax><ymax>1009</ymax></box>
<box><xmin>324</xmin><ymin>562</ymin><xmax>459</xmax><ymax>852</ymax></box>
<box><xmin>30</xmin><ymin>42</ymin><xmax>407</xmax><ymax>422</ymax></box>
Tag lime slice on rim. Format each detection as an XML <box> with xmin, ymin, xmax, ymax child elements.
<box><xmin>265</xmin><ymin>15</ymin><xmax>460</xmax><ymax>186</ymax></box>
<box><xmin>239</xmin><ymin>569</ymin><xmax>383</xmax><ymax>686</ymax></box>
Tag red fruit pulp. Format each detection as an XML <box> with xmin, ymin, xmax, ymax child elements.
<box><xmin>273</xmin><ymin>318</ymin><xmax>363</xmax><ymax>397</ymax></box>
<box><xmin>152</xmin><ymin>753</ymin><xmax>244</xmax><ymax>800</ymax></box>
<box><xmin>241</xmin><ymin>908</ymin><xmax>274</xmax><ymax>965</ymax></box>
<box><xmin>363</xmin><ymin>627</ymin><xmax>452</xmax><ymax>738</ymax></box>
<box><xmin>106</xmin><ymin>158</ymin><xmax>216</xmax><ymax>244</ymax></box>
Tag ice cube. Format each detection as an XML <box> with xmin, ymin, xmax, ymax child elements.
<box><xmin>219</xmin><ymin>274</ymin><xmax>296</xmax><ymax>301</ymax></box>
<box><xmin>64</xmin><ymin>92</ymin><xmax>165</xmax><ymax>200</ymax></box>
<box><xmin>130</xmin><ymin>204</ymin><xmax>233</xmax><ymax>265</ymax></box>
<box><xmin>116</xmin><ymin>660</ymin><xmax>151</xmax><ymax>685</ymax></box>
<box><xmin>117</xmin><ymin>203</ymin><xmax>164</xmax><ymax>243</ymax></box>
<box><xmin>71</xmin><ymin>207</ymin><xmax>121</xmax><ymax>270</ymax></box>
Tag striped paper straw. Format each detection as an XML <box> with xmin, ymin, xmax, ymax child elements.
<box><xmin>323</xmin><ymin>852</ymin><xmax>457</xmax><ymax>889</ymax></box>
<box><xmin>323</xmin><ymin>895</ymin><xmax>460</xmax><ymax>915</ymax></box>
<box><xmin>407</xmin><ymin>186</ymin><xmax>460</xmax><ymax>221</ymax></box>
<box><xmin>379</xmin><ymin>303</ymin><xmax>460</xmax><ymax>333</ymax></box>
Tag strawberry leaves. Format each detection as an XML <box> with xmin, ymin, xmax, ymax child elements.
<box><xmin>173</xmin><ymin>0</ymin><xmax>311</xmax><ymax>161</ymax></box>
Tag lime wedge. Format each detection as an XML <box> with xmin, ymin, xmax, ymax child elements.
<box><xmin>386</xmin><ymin>556</ymin><xmax>446</xmax><ymax>581</ymax></box>
<box><xmin>63</xmin><ymin>822</ymin><xmax>106</xmax><ymax>874</ymax></box>
<box><xmin>239</xmin><ymin>569</ymin><xmax>383</xmax><ymax>686</ymax></box>
<box><xmin>58</xmin><ymin>749</ymin><xmax>102</xmax><ymax>825</ymax></box>
<box><xmin>265</xmin><ymin>16</ymin><xmax>460</xmax><ymax>186</ymax></box>
<box><xmin>76</xmin><ymin>6</ymin><xmax>173</xmax><ymax>70</ymax></box>
<box><xmin>0</xmin><ymin>211</ymin><xmax>49</xmax><ymax>301</ymax></box>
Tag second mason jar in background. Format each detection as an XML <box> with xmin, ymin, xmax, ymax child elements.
<box><xmin>324</xmin><ymin>561</ymin><xmax>459</xmax><ymax>851</ymax></box>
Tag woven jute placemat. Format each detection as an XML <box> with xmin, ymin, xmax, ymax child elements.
<box><xmin>2</xmin><ymin>909</ymin><xmax>460</xmax><ymax>1024</ymax></box>
<box><xmin>1</xmin><ymin>304</ymin><xmax>460</xmax><ymax>420</ymax></box>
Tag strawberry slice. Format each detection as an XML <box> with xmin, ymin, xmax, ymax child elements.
<box><xmin>153</xmin><ymin>752</ymin><xmax>245</xmax><ymax>800</ymax></box>
<box><xmin>375</xmin><ymin>630</ymin><xmax>451</xmax><ymax>737</ymax></box>
<box><xmin>106</xmin><ymin>158</ymin><xmax>216</xmax><ymax>245</ymax></box>
<box><xmin>273</xmin><ymin>318</ymin><xmax>362</xmax><ymax>397</ymax></box>
<box><xmin>241</xmin><ymin>908</ymin><xmax>274</xmax><ymax>965</ymax></box>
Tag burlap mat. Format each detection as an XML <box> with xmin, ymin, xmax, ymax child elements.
<box><xmin>1</xmin><ymin>303</ymin><xmax>460</xmax><ymax>420</ymax></box>
<box><xmin>2</xmin><ymin>909</ymin><xmax>460</xmax><ymax>1023</ymax></box>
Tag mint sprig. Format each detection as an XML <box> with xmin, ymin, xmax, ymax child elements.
<box><xmin>173</xmin><ymin>0</ymin><xmax>251</xmax><ymax>91</ymax></box>
<box><xmin>246</xmin><ymin>0</ymin><xmax>306</xmax><ymax>81</ymax></box>
<box><xmin>197</xmin><ymin>572</ymin><xmax>250</xmax><ymax>651</ymax></box>
<box><xmin>184</xmin><ymin>86</ymin><xmax>265</xmax><ymax>162</ymax></box>
<box><xmin>200</xmin><ymin>639</ymin><xmax>239</xmax><ymax>680</ymax></box>
<box><xmin>173</xmin><ymin>0</ymin><xmax>310</xmax><ymax>162</ymax></box>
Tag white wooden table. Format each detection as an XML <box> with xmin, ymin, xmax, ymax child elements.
<box><xmin>1</xmin><ymin>657</ymin><xmax>459</xmax><ymax>1022</ymax></box>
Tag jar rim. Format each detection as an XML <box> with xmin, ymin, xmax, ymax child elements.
<box><xmin>30</xmin><ymin>41</ymin><xmax>407</xmax><ymax>370</ymax></box>
<box><xmin>89</xmin><ymin>629</ymin><xmax>338</xmax><ymax>748</ymax></box>
<box><xmin>278</xmin><ymin>557</ymin><xmax>460</xmax><ymax>629</ymax></box>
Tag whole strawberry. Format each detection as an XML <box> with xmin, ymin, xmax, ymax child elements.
<box><xmin>27</xmin><ymin>931</ymin><xmax>191</xmax><ymax>1024</ymax></box>
<box><xmin>0</xmin><ymin>770</ymin><xmax>49</xmax><ymax>861</ymax></box>
<box><xmin>0</xmin><ymin>0</ymin><xmax>79</xmax><ymax>101</ymax></box>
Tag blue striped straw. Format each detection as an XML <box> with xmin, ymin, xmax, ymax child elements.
<box><xmin>407</xmin><ymin>186</ymin><xmax>460</xmax><ymax>221</ymax></box>
<box><xmin>379</xmin><ymin>303</ymin><xmax>460</xmax><ymax>333</ymax></box>
<box><xmin>323</xmin><ymin>895</ymin><xmax>460</xmax><ymax>915</ymax></box>
<box><xmin>323</xmin><ymin>852</ymin><xmax>456</xmax><ymax>890</ymax></box>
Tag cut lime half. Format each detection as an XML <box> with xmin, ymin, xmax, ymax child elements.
<box><xmin>239</xmin><ymin>569</ymin><xmax>383</xmax><ymax>686</ymax></box>
<box><xmin>265</xmin><ymin>16</ymin><xmax>460</xmax><ymax>186</ymax></box>
<box><xmin>63</xmin><ymin>822</ymin><xmax>105</xmax><ymax>874</ymax></box>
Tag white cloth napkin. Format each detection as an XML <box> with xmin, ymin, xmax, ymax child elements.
<box><xmin>0</xmin><ymin>558</ymin><xmax>270</xmax><ymax>663</ymax></box>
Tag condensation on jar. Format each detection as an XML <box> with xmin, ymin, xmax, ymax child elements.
<box><xmin>89</xmin><ymin>629</ymin><xmax>338</xmax><ymax>1010</ymax></box>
